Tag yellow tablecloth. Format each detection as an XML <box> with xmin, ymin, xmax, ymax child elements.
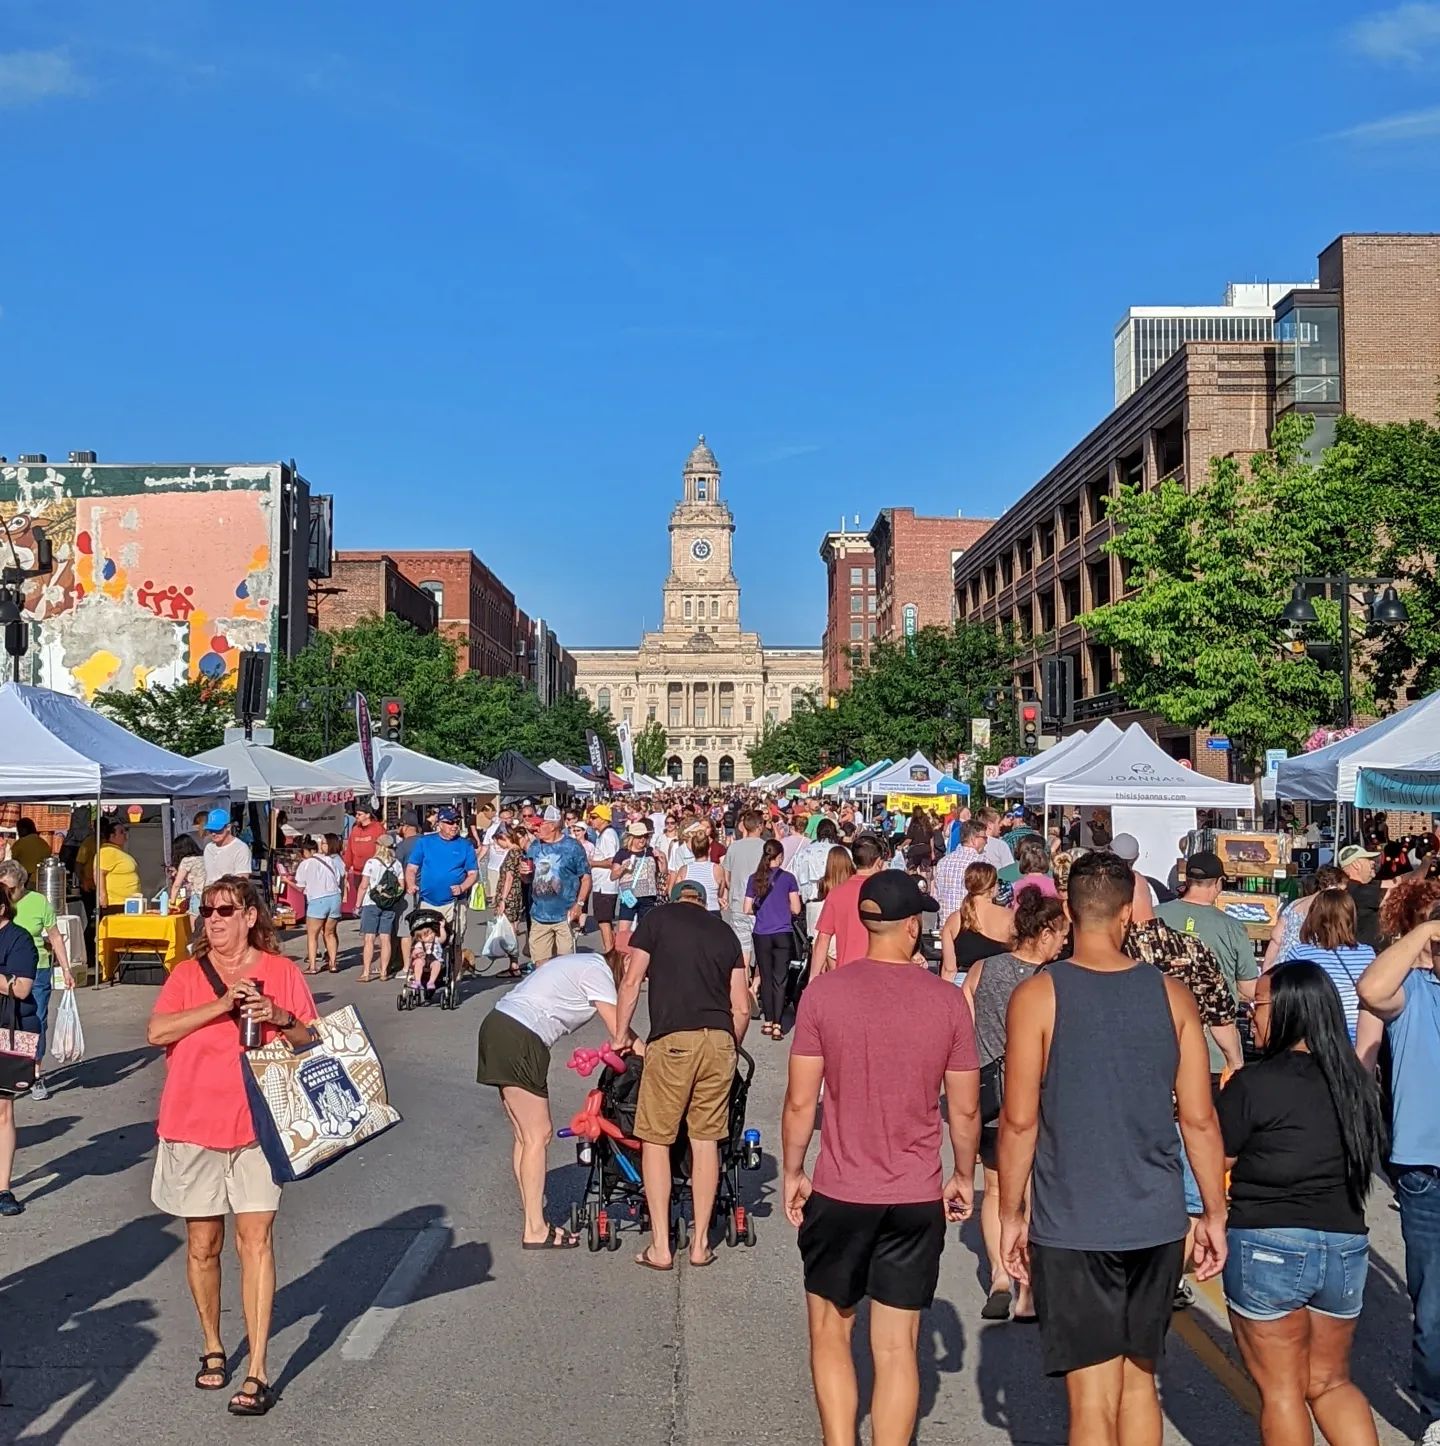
<box><xmin>99</xmin><ymin>912</ymin><xmax>192</xmax><ymax>980</ymax></box>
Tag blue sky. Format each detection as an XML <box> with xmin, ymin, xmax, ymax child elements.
<box><xmin>3</xmin><ymin>1</ymin><xmax>1438</xmax><ymax>648</ymax></box>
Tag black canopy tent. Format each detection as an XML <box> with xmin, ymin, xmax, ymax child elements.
<box><xmin>484</xmin><ymin>749</ymin><xmax>564</xmax><ymax>803</ymax></box>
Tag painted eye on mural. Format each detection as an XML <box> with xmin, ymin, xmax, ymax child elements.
<box><xmin>691</xmin><ymin>539</ymin><xmax>711</xmax><ymax>560</ymax></box>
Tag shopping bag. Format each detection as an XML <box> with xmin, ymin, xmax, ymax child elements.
<box><xmin>0</xmin><ymin>993</ymin><xmax>40</xmax><ymax>1098</ymax></box>
<box><xmin>468</xmin><ymin>879</ymin><xmax>487</xmax><ymax>912</ymax></box>
<box><xmin>242</xmin><ymin>1004</ymin><xmax>401</xmax><ymax>1184</ymax></box>
<box><xmin>481</xmin><ymin>914</ymin><xmax>518</xmax><ymax>960</ymax></box>
<box><xmin>49</xmin><ymin>985</ymin><xmax>85</xmax><ymax>1067</ymax></box>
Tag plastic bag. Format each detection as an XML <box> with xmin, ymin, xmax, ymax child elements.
<box><xmin>468</xmin><ymin>880</ymin><xmax>487</xmax><ymax>912</ymax></box>
<box><xmin>481</xmin><ymin>915</ymin><xmax>517</xmax><ymax>960</ymax></box>
<box><xmin>50</xmin><ymin>984</ymin><xmax>85</xmax><ymax>1067</ymax></box>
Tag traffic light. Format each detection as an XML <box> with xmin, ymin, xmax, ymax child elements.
<box><xmin>1041</xmin><ymin>656</ymin><xmax>1073</xmax><ymax>728</ymax></box>
<box><xmin>1020</xmin><ymin>701</ymin><xmax>1039</xmax><ymax>754</ymax></box>
<box><xmin>381</xmin><ymin>697</ymin><xmax>404</xmax><ymax>743</ymax></box>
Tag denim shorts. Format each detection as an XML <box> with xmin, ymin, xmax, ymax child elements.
<box><xmin>306</xmin><ymin>893</ymin><xmax>342</xmax><ymax>921</ymax></box>
<box><xmin>1223</xmin><ymin>1227</ymin><xmax>1369</xmax><ymax>1321</ymax></box>
<box><xmin>1177</xmin><ymin>1127</ymin><xmax>1202</xmax><ymax>1216</ymax></box>
<box><xmin>359</xmin><ymin>903</ymin><xmax>397</xmax><ymax>935</ymax></box>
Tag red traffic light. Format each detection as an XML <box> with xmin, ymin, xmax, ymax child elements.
<box><xmin>384</xmin><ymin>700</ymin><xmax>402</xmax><ymax>716</ymax></box>
<box><xmin>1021</xmin><ymin>705</ymin><xmax>1038</xmax><ymax>722</ymax></box>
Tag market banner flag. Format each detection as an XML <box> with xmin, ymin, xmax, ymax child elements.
<box><xmin>616</xmin><ymin>719</ymin><xmax>635</xmax><ymax>781</ymax></box>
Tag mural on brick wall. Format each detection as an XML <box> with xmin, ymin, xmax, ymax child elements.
<box><xmin>0</xmin><ymin>464</ymin><xmax>281</xmax><ymax>699</ymax></box>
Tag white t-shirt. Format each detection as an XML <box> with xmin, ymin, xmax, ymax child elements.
<box><xmin>981</xmin><ymin>836</ymin><xmax>1015</xmax><ymax>872</ymax></box>
<box><xmin>494</xmin><ymin>952</ymin><xmax>618</xmax><ymax>1049</ymax></box>
<box><xmin>295</xmin><ymin>854</ymin><xmax>344</xmax><ymax>901</ymax></box>
<box><xmin>361</xmin><ymin>855</ymin><xmax>403</xmax><ymax>907</ymax></box>
<box><xmin>591</xmin><ymin>827</ymin><xmax>620</xmax><ymax>896</ymax></box>
<box><xmin>204</xmin><ymin>837</ymin><xmax>253</xmax><ymax>885</ymax></box>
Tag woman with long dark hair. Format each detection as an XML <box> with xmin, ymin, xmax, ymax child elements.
<box><xmin>743</xmin><ymin>838</ymin><xmax>801</xmax><ymax>1039</ymax></box>
<box><xmin>1219</xmin><ymin>962</ymin><xmax>1388</xmax><ymax>1445</ymax></box>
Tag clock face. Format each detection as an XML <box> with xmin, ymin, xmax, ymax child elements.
<box><xmin>691</xmin><ymin>538</ymin><xmax>712</xmax><ymax>561</ymax></box>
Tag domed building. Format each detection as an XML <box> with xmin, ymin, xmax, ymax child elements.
<box><xmin>570</xmin><ymin>437</ymin><xmax>822</xmax><ymax>786</ymax></box>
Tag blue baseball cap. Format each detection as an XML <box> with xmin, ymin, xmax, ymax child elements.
<box><xmin>203</xmin><ymin>808</ymin><xmax>231</xmax><ymax>832</ymax></box>
<box><xmin>435</xmin><ymin>807</ymin><xmax>460</xmax><ymax>823</ymax></box>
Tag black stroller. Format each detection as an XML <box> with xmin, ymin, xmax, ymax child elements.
<box><xmin>567</xmin><ymin>1048</ymin><xmax>759</xmax><ymax>1253</ymax></box>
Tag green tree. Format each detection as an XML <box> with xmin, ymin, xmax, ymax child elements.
<box><xmin>95</xmin><ymin>678</ymin><xmax>234</xmax><ymax>756</ymax></box>
<box><xmin>632</xmin><ymin>719</ymin><xmax>670</xmax><ymax>776</ymax></box>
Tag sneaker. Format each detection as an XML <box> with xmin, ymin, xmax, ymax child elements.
<box><xmin>30</xmin><ymin>1076</ymin><xmax>49</xmax><ymax>1102</ymax></box>
<box><xmin>1173</xmin><ymin>1279</ymin><xmax>1195</xmax><ymax>1311</ymax></box>
<box><xmin>1419</xmin><ymin>1422</ymin><xmax>1440</xmax><ymax>1446</ymax></box>
<box><xmin>0</xmin><ymin>1191</ymin><xmax>22</xmax><ymax>1217</ymax></box>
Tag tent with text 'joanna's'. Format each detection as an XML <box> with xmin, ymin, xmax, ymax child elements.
<box><xmin>1037</xmin><ymin>723</ymin><xmax>1256</xmax><ymax>809</ymax></box>
<box><xmin>987</xmin><ymin>720</ymin><xmax>1122</xmax><ymax>799</ymax></box>
<box><xmin>862</xmin><ymin>752</ymin><xmax>969</xmax><ymax>797</ymax></box>
<box><xmin>1276</xmin><ymin>690</ymin><xmax>1440</xmax><ymax>806</ymax></box>
<box><xmin>1020</xmin><ymin>720</ymin><xmax>1129</xmax><ymax>807</ymax></box>
<box><xmin>318</xmin><ymin>739</ymin><xmax>498</xmax><ymax>802</ymax></box>
<box><xmin>0</xmin><ymin>682</ymin><xmax>231</xmax><ymax>801</ymax></box>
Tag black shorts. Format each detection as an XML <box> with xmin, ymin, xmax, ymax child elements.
<box><xmin>592</xmin><ymin>893</ymin><xmax>617</xmax><ymax>925</ymax></box>
<box><xmin>1030</xmin><ymin>1238</ymin><xmax>1185</xmax><ymax>1376</ymax></box>
<box><xmin>978</xmin><ymin>1123</ymin><xmax>999</xmax><ymax>1171</ymax></box>
<box><xmin>475</xmin><ymin>1009</ymin><xmax>551</xmax><ymax>1097</ymax></box>
<box><xmin>798</xmin><ymin>1192</ymin><xmax>945</xmax><ymax>1311</ymax></box>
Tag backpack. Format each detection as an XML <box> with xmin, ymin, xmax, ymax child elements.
<box><xmin>368</xmin><ymin>863</ymin><xmax>405</xmax><ymax>912</ymax></box>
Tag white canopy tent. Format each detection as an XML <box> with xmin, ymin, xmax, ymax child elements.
<box><xmin>193</xmin><ymin>741</ymin><xmax>358</xmax><ymax>804</ymax></box>
<box><xmin>1041</xmin><ymin>723</ymin><xmax>1256</xmax><ymax>809</ymax></box>
<box><xmin>863</xmin><ymin>752</ymin><xmax>969</xmax><ymax>797</ymax></box>
<box><xmin>987</xmin><ymin>721</ymin><xmax>1121</xmax><ymax>799</ymax></box>
<box><xmin>1354</xmin><ymin>750</ymin><xmax>1440</xmax><ymax>811</ymax></box>
<box><xmin>318</xmin><ymin>739</ymin><xmax>498</xmax><ymax>801</ymax></box>
<box><xmin>540</xmin><ymin>759</ymin><xmax>598</xmax><ymax>793</ymax></box>
<box><xmin>1276</xmin><ymin>691</ymin><xmax>1440</xmax><ymax>805</ymax></box>
<box><xmin>1022</xmin><ymin>721</ymin><xmax>1132</xmax><ymax>807</ymax></box>
<box><xmin>628</xmin><ymin>773</ymin><xmax>664</xmax><ymax>794</ymax></box>
<box><xmin>0</xmin><ymin>682</ymin><xmax>231</xmax><ymax>801</ymax></box>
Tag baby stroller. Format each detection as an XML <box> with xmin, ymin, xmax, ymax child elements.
<box><xmin>566</xmin><ymin>1048</ymin><xmax>760</xmax><ymax>1254</ymax></box>
<box><xmin>396</xmin><ymin>906</ymin><xmax>463</xmax><ymax>1013</ymax></box>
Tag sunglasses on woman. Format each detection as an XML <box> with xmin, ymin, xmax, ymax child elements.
<box><xmin>199</xmin><ymin>903</ymin><xmax>242</xmax><ymax>919</ymax></box>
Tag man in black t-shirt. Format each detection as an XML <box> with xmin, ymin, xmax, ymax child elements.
<box><xmin>611</xmin><ymin>881</ymin><xmax>751</xmax><ymax>1269</ymax></box>
<box><xmin>1339</xmin><ymin>843</ymin><xmax>1384</xmax><ymax>949</ymax></box>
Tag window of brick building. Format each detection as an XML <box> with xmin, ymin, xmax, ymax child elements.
<box><xmin>851</xmin><ymin>620</ymin><xmax>863</xmax><ymax>639</ymax></box>
<box><xmin>850</xmin><ymin>594</ymin><xmax>863</xmax><ymax>613</ymax></box>
<box><xmin>1088</xmin><ymin>558</ymin><xmax>1112</xmax><ymax>608</ymax></box>
<box><xmin>851</xmin><ymin>567</ymin><xmax>863</xmax><ymax>585</ymax></box>
<box><xmin>1062</xmin><ymin>499</ymin><xmax>1081</xmax><ymax>544</ymax></box>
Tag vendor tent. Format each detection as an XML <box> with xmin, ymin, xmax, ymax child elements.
<box><xmin>1040</xmin><ymin>723</ymin><xmax>1255</xmax><ymax>808</ymax></box>
<box><xmin>1353</xmin><ymin>750</ymin><xmax>1440</xmax><ymax>810</ymax></box>
<box><xmin>318</xmin><ymin>740</ymin><xmax>498</xmax><ymax>800</ymax></box>
<box><xmin>806</xmin><ymin>764</ymin><xmax>845</xmax><ymax>792</ymax></box>
<box><xmin>629</xmin><ymin>773</ymin><xmax>664</xmax><ymax>793</ymax></box>
<box><xmin>833</xmin><ymin>759</ymin><xmax>893</xmax><ymax>796</ymax></box>
<box><xmin>194</xmin><ymin>741</ymin><xmax>358</xmax><ymax>803</ymax></box>
<box><xmin>0</xmin><ymin>682</ymin><xmax>231</xmax><ymax>801</ymax></box>
<box><xmin>484</xmin><ymin>749</ymin><xmax>562</xmax><ymax>801</ymax></box>
<box><xmin>819</xmin><ymin>760</ymin><xmax>871</xmax><ymax>794</ymax></box>
<box><xmin>1276</xmin><ymin>691</ymin><xmax>1440</xmax><ymax>804</ymax></box>
<box><xmin>1022</xmin><ymin>721</ymin><xmax>1132</xmax><ymax>807</ymax></box>
<box><xmin>540</xmin><ymin>759</ymin><xmax>597</xmax><ymax>793</ymax></box>
<box><xmin>987</xmin><ymin>721</ymin><xmax>1121</xmax><ymax>798</ymax></box>
<box><xmin>864</xmin><ymin>753</ymin><xmax>969</xmax><ymax>797</ymax></box>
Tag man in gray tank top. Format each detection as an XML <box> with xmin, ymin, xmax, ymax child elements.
<box><xmin>997</xmin><ymin>850</ymin><xmax>1227</xmax><ymax>1442</ymax></box>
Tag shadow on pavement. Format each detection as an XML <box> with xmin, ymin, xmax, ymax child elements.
<box><xmin>0</xmin><ymin>1213</ymin><xmax>179</xmax><ymax>1445</ymax></box>
<box><xmin>16</xmin><ymin>1112</ymin><xmax>82</xmax><ymax>1153</ymax></box>
<box><xmin>975</xmin><ymin>1310</ymin><xmax>1065</xmax><ymax>1442</ymax></box>
<box><xmin>58</xmin><ymin>1045</ymin><xmax>155</xmax><ymax>1092</ymax></box>
<box><xmin>270</xmin><ymin>1205</ymin><xmax>492</xmax><ymax>1395</ymax></box>
<box><xmin>1354</xmin><ymin>1236</ymin><xmax>1426</xmax><ymax>1438</ymax></box>
<box><xmin>13</xmin><ymin>1120</ymin><xmax>155</xmax><ymax>1206</ymax></box>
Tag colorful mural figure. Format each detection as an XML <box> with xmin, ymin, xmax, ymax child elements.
<box><xmin>0</xmin><ymin>464</ymin><xmax>286</xmax><ymax>700</ymax></box>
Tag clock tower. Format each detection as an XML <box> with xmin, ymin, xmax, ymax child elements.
<box><xmin>661</xmin><ymin>435</ymin><xmax>740</xmax><ymax>638</ymax></box>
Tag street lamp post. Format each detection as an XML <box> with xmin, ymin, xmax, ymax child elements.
<box><xmin>1281</xmin><ymin>572</ymin><xmax>1409</xmax><ymax>728</ymax></box>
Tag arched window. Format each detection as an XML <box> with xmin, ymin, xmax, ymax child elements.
<box><xmin>790</xmin><ymin>687</ymin><xmax>806</xmax><ymax>714</ymax></box>
<box><xmin>718</xmin><ymin>755</ymin><xmax>735</xmax><ymax>784</ymax></box>
<box><xmin>419</xmin><ymin>580</ymin><xmax>444</xmax><ymax>613</ymax></box>
<box><xmin>692</xmin><ymin>755</ymin><xmax>709</xmax><ymax>787</ymax></box>
<box><xmin>597</xmin><ymin>687</ymin><xmax>611</xmax><ymax>715</ymax></box>
<box><xmin>666</xmin><ymin>754</ymin><xmax>683</xmax><ymax>780</ymax></box>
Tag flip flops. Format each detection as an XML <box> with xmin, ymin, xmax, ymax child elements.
<box><xmin>635</xmin><ymin>1247</ymin><xmax>674</xmax><ymax>1272</ymax></box>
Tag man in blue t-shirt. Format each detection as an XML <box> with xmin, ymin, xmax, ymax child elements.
<box><xmin>404</xmin><ymin>808</ymin><xmax>478</xmax><ymax>929</ymax></box>
<box><xmin>525</xmin><ymin>806</ymin><xmax>591</xmax><ymax>965</ymax></box>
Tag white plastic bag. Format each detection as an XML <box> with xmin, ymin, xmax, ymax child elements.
<box><xmin>481</xmin><ymin>915</ymin><xmax>518</xmax><ymax>960</ymax></box>
<box><xmin>50</xmin><ymin>984</ymin><xmax>85</xmax><ymax>1067</ymax></box>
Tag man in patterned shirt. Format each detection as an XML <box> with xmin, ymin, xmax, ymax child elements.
<box><xmin>934</xmin><ymin>819</ymin><xmax>987</xmax><ymax>924</ymax></box>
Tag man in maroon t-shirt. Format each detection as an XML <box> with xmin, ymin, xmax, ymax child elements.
<box><xmin>783</xmin><ymin>870</ymin><xmax>980</xmax><ymax>1446</ymax></box>
<box><xmin>810</xmin><ymin>833</ymin><xmax>886</xmax><ymax>980</ymax></box>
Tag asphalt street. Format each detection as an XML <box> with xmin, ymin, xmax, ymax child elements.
<box><xmin>1</xmin><ymin>915</ymin><xmax>1427</xmax><ymax>1445</ymax></box>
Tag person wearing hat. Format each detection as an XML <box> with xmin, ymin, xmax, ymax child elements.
<box><xmin>202</xmin><ymin>808</ymin><xmax>252</xmax><ymax>886</ymax></box>
<box><xmin>343</xmin><ymin>801</ymin><xmax>387</xmax><ymax>916</ymax></box>
<box><xmin>587</xmin><ymin>806</ymin><xmax>622</xmax><ymax>958</ymax></box>
<box><xmin>357</xmin><ymin>833</ymin><xmax>405</xmax><ymax>982</ymax></box>
<box><xmin>782</xmin><ymin>869</ymin><xmax>979</xmax><ymax>1446</ymax></box>
<box><xmin>610</xmin><ymin>820</ymin><xmax>667</xmax><ymax>957</ymax></box>
<box><xmin>1157</xmin><ymin>850</ymin><xmax>1256</xmax><ymax>1092</ymax></box>
<box><xmin>404</xmin><ymin>807</ymin><xmax>479</xmax><ymax>935</ymax></box>
<box><xmin>610</xmin><ymin>877</ymin><xmax>750</xmax><ymax>1270</ymax></box>
<box><xmin>524</xmin><ymin>806</ymin><xmax>590</xmax><ymax>966</ymax></box>
<box><xmin>1110</xmin><ymin>833</ymin><xmax>1177</xmax><ymax>907</ymax></box>
<box><xmin>1338</xmin><ymin>842</ymin><xmax>1386</xmax><ymax>950</ymax></box>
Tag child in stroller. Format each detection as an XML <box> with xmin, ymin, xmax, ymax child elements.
<box><xmin>565</xmin><ymin>1048</ymin><xmax>760</xmax><ymax>1254</ymax></box>
<box><xmin>397</xmin><ymin>907</ymin><xmax>459</xmax><ymax>1011</ymax></box>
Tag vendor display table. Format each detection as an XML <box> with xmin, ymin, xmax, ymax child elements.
<box><xmin>99</xmin><ymin>912</ymin><xmax>192</xmax><ymax>982</ymax></box>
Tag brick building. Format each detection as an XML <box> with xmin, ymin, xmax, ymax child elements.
<box><xmin>952</xmin><ymin>231</ymin><xmax>1440</xmax><ymax>773</ymax></box>
<box><xmin>313</xmin><ymin>555</ymin><xmax>438</xmax><ymax>636</ymax></box>
<box><xmin>818</xmin><ymin>526</ymin><xmax>876</xmax><ymax>698</ymax></box>
<box><xmin>515</xmin><ymin>608</ymin><xmax>577</xmax><ymax>704</ymax></box>
<box><xmin>335</xmin><ymin>550</ymin><xmax>516</xmax><ymax>676</ymax></box>
<box><xmin>867</xmin><ymin>508</ymin><xmax>995</xmax><ymax>644</ymax></box>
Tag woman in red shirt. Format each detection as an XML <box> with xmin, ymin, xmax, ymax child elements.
<box><xmin>147</xmin><ymin>876</ymin><xmax>317</xmax><ymax>1417</ymax></box>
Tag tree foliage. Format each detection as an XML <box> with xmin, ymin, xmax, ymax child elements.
<box><xmin>271</xmin><ymin>615</ymin><xmax>615</xmax><ymax>768</ymax></box>
<box><xmin>95</xmin><ymin>678</ymin><xmax>234</xmax><ymax>756</ymax></box>
<box><xmin>747</xmin><ymin>623</ymin><xmax>1024</xmax><ymax>778</ymax></box>
<box><xmin>1080</xmin><ymin>410</ymin><xmax>1440</xmax><ymax>773</ymax></box>
<box><xmin>631</xmin><ymin>719</ymin><xmax>670</xmax><ymax>776</ymax></box>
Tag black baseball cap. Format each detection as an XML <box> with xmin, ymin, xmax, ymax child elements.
<box><xmin>858</xmin><ymin>871</ymin><xmax>940</xmax><ymax>922</ymax></box>
<box><xmin>1185</xmin><ymin>850</ymin><xmax>1225</xmax><ymax>881</ymax></box>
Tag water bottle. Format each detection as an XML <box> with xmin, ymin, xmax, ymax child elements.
<box><xmin>577</xmin><ymin>1140</ymin><xmax>593</xmax><ymax>1166</ymax></box>
<box><xmin>743</xmin><ymin>1128</ymin><xmax>761</xmax><ymax>1170</ymax></box>
<box><xmin>241</xmin><ymin>986</ymin><xmax>265</xmax><ymax>1050</ymax></box>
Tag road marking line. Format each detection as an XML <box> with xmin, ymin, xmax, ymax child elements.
<box><xmin>1172</xmin><ymin>1275</ymin><xmax>1261</xmax><ymax>1420</ymax></box>
<box><xmin>340</xmin><ymin>1222</ymin><xmax>450</xmax><ymax>1362</ymax></box>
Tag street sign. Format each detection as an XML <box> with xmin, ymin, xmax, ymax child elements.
<box><xmin>1206</xmin><ymin>737</ymin><xmax>1232</xmax><ymax>751</ymax></box>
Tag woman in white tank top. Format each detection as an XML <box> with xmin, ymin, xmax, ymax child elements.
<box><xmin>673</xmin><ymin>827</ymin><xmax>721</xmax><ymax>911</ymax></box>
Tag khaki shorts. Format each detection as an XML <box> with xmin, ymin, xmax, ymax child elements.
<box><xmin>635</xmin><ymin>1029</ymin><xmax>737</xmax><ymax>1145</ymax></box>
<box><xmin>529</xmin><ymin>919</ymin><xmax>575</xmax><ymax>963</ymax></box>
<box><xmin>151</xmin><ymin>1140</ymin><xmax>281</xmax><ymax>1217</ymax></box>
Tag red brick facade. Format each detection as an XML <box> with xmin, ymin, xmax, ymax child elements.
<box><xmin>314</xmin><ymin>556</ymin><xmax>438</xmax><ymax>636</ymax></box>
<box><xmin>868</xmin><ymin>509</ymin><xmax>994</xmax><ymax>644</ymax></box>
<box><xmin>818</xmin><ymin>531</ymin><xmax>875</xmax><ymax>697</ymax></box>
<box><xmin>337</xmin><ymin>550</ymin><xmax>516</xmax><ymax>676</ymax></box>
